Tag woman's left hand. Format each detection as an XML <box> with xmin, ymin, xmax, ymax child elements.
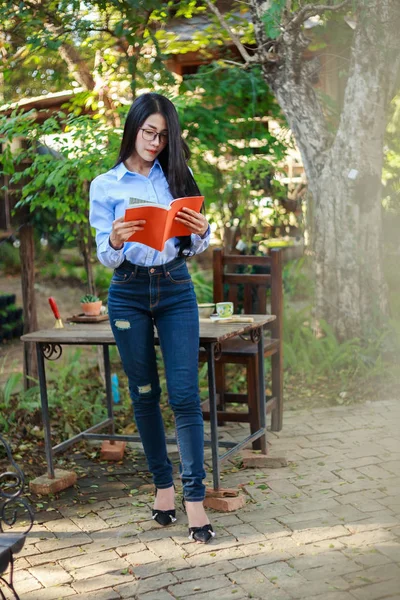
<box><xmin>175</xmin><ymin>208</ymin><xmax>209</xmax><ymax>237</ymax></box>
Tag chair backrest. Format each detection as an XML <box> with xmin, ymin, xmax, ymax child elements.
<box><xmin>213</xmin><ymin>248</ymin><xmax>283</xmax><ymax>339</ymax></box>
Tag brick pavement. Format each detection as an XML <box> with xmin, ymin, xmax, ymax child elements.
<box><xmin>3</xmin><ymin>399</ymin><xmax>400</xmax><ymax>600</ymax></box>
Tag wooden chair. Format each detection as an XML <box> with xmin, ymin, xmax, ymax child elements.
<box><xmin>199</xmin><ymin>247</ymin><xmax>283</xmax><ymax>449</ymax></box>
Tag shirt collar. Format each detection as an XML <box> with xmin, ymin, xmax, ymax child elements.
<box><xmin>115</xmin><ymin>158</ymin><xmax>162</xmax><ymax>181</ymax></box>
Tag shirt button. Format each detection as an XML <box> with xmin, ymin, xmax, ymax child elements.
<box><xmin>149</xmin><ymin>268</ymin><xmax>155</xmax><ymax>273</ymax></box>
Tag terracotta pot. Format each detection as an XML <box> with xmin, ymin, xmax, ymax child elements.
<box><xmin>80</xmin><ymin>301</ymin><xmax>102</xmax><ymax>316</ymax></box>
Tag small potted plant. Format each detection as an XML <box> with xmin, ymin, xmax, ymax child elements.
<box><xmin>80</xmin><ymin>294</ymin><xmax>103</xmax><ymax>316</ymax></box>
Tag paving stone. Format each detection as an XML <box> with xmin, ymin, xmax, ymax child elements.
<box><xmin>337</xmin><ymin>529</ymin><xmax>394</xmax><ymax>548</ymax></box>
<box><xmin>231</xmin><ymin>542</ymin><xmax>293</xmax><ymax>569</ymax></box>
<box><xmin>146</xmin><ymin>537</ymin><xmax>184</xmax><ymax>559</ymax></box>
<box><xmin>139</xmin><ymin>524</ymin><xmax>188</xmax><ymax>543</ymax></box>
<box><xmin>45</xmin><ymin>518</ymin><xmax>83</xmax><ymax>534</ymax></box>
<box><xmin>136</xmin><ymin>591</ymin><xmax>176</xmax><ymax>600</ymax></box>
<box><xmin>224</xmin><ymin>522</ymin><xmax>267</xmax><ymax>543</ymax></box>
<box><xmin>8</xmin><ymin>399</ymin><xmax>400</xmax><ymax>600</ymax></box>
<box><xmin>22</xmin><ymin>585</ymin><xmax>77</xmax><ymax>600</ymax></box>
<box><xmin>71</xmin><ymin>557</ymin><xmax>130</xmax><ymax>581</ymax></box>
<box><xmin>171</xmin><ymin>559</ymin><xmax>236</xmax><ymax>582</ymax></box>
<box><xmin>239</xmin><ymin>506</ymin><xmax>293</xmax><ymax>521</ymax></box>
<box><xmin>59</xmin><ymin>548</ymin><xmax>121</xmax><ymax>570</ymax></box>
<box><xmin>343</xmin><ymin>562</ymin><xmax>400</xmax><ymax>585</ymax></box>
<box><xmin>27</xmin><ymin>545</ymin><xmax>86</xmax><ymax>567</ymax></box>
<box><xmin>279</xmin><ymin>509</ymin><xmax>335</xmax><ymax>526</ymax></box>
<box><xmin>173</xmin><ymin>586</ymin><xmax>248</xmax><ymax>600</ymax></box>
<box><xmin>74</xmin><ymin>589</ymin><xmax>120</xmax><ymax>600</ymax></box>
<box><xmin>86</xmin><ymin>524</ymin><xmax>142</xmax><ymax>553</ymax></box>
<box><xmin>115</xmin><ymin>572</ymin><xmax>177</xmax><ymax>597</ymax></box>
<box><xmin>291</xmin><ymin>525</ymin><xmax>350</xmax><ymax>545</ymax></box>
<box><xmin>289</xmin><ymin>550</ymin><xmax>355</xmax><ymax>572</ymax></box>
<box><xmin>114</xmin><ymin>542</ymin><xmax>147</xmax><ymax>557</ymax></box>
<box><xmin>300</xmin><ymin>555</ymin><xmax>361</xmax><ymax>580</ymax></box>
<box><xmin>58</xmin><ymin>501</ymin><xmax>112</xmax><ymax>518</ymax></box>
<box><xmin>349</xmin><ymin>578</ymin><xmax>400</xmax><ymax>600</ymax></box>
<box><xmin>70</xmin><ymin>513</ymin><xmax>109</xmax><ymax>532</ymax></box>
<box><xmin>345</xmin><ymin>513</ymin><xmax>399</xmax><ymax>532</ymax></box>
<box><xmin>279</xmin><ymin>578</ymin><xmax>341</xmax><ymax>598</ymax></box>
<box><xmin>285</xmin><ymin>497</ymin><xmax>340</xmax><ymax>512</ymax></box>
<box><xmin>124</xmin><ymin>549</ymin><xmax>161</xmax><ymax>568</ymax></box>
<box><xmin>288</xmin><ymin>515</ymin><xmax>343</xmax><ymax>531</ymax></box>
<box><xmin>35</xmin><ymin>533</ymin><xmax>92</xmax><ymax>553</ymax></box>
<box><xmin>179</xmin><ymin>534</ymin><xmax>241</xmax><ymax>555</ymax></box>
<box><xmin>307</xmin><ymin>592</ymin><xmax>359</xmax><ymax>600</ymax></box>
<box><xmin>13</xmin><ymin>557</ymin><xmax>30</xmax><ymax>570</ymax></box>
<box><xmin>228</xmin><ymin>567</ymin><xmax>278</xmax><ymax>596</ymax></box>
<box><xmin>72</xmin><ymin>571</ymin><xmax>135</xmax><ymax>594</ymax></box>
<box><xmin>342</xmin><ymin>548</ymin><xmax>393</xmax><ymax>568</ymax></box>
<box><xmin>336</xmin><ymin>494</ymin><xmax>388</xmax><ymax>512</ymax></box>
<box><xmin>329</xmin><ymin>504</ymin><xmax>372</xmax><ymax>522</ymax></box>
<box><xmin>9</xmin><ymin>569</ymin><xmax>42</xmax><ymax>595</ymax></box>
<box><xmin>167</xmin><ymin>574</ymin><xmax>231</xmax><ymax>597</ymax></box>
<box><xmin>130</xmin><ymin>557</ymin><xmax>189</xmax><ymax>579</ymax></box>
<box><xmin>28</xmin><ymin>563</ymin><xmax>72</xmax><ymax>587</ymax></box>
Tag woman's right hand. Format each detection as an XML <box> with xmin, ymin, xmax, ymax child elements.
<box><xmin>109</xmin><ymin>216</ymin><xmax>146</xmax><ymax>250</ymax></box>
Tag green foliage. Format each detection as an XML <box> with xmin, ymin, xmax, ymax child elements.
<box><xmin>283</xmin><ymin>305</ymin><xmax>400</xmax><ymax>386</ymax></box>
<box><xmin>283</xmin><ymin>257</ymin><xmax>314</xmax><ymax>301</ymax></box>
<box><xmin>0</xmin><ymin>0</ymin><xmax>205</xmax><ymax>102</ymax></box>
<box><xmin>0</xmin><ymin>241</ymin><xmax>20</xmax><ymax>274</ymax></box>
<box><xmin>262</xmin><ymin>0</ymin><xmax>286</xmax><ymax>39</ymax></box>
<box><xmin>189</xmin><ymin>265</ymin><xmax>213</xmax><ymax>303</ymax></box>
<box><xmin>0</xmin><ymin>106</ymin><xmax>121</xmax><ymax>247</ymax></box>
<box><xmin>178</xmin><ymin>62</ymin><xmax>292</xmax><ymax>243</ymax></box>
<box><xmin>383</xmin><ymin>95</ymin><xmax>400</xmax><ymax>219</ymax></box>
<box><xmin>0</xmin><ymin>359</ymin><xmax>26</xmax><ymax>432</ymax></box>
<box><xmin>17</xmin><ymin>350</ymin><xmax>109</xmax><ymax>436</ymax></box>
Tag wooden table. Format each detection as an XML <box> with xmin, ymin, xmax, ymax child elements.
<box><xmin>21</xmin><ymin>315</ymin><xmax>274</xmax><ymax>490</ymax></box>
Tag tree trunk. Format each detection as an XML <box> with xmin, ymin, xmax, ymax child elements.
<box><xmin>248</xmin><ymin>0</ymin><xmax>399</xmax><ymax>338</ymax></box>
<box><xmin>19</xmin><ymin>224</ymin><xmax>38</xmax><ymax>389</ymax></box>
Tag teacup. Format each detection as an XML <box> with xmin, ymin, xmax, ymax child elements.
<box><xmin>216</xmin><ymin>302</ymin><xmax>234</xmax><ymax>318</ymax></box>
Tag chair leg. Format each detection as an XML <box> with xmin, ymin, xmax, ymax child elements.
<box><xmin>271</xmin><ymin>348</ymin><xmax>283</xmax><ymax>432</ymax></box>
<box><xmin>248</xmin><ymin>357</ymin><xmax>263</xmax><ymax>451</ymax></box>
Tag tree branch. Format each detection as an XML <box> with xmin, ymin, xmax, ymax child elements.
<box><xmin>289</xmin><ymin>0</ymin><xmax>351</xmax><ymax>30</ymax></box>
<box><xmin>204</xmin><ymin>0</ymin><xmax>255</xmax><ymax>64</ymax></box>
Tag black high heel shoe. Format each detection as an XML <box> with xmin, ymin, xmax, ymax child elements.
<box><xmin>182</xmin><ymin>498</ymin><xmax>216</xmax><ymax>544</ymax></box>
<box><xmin>152</xmin><ymin>487</ymin><xmax>176</xmax><ymax>527</ymax></box>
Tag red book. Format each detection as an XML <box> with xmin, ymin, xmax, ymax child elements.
<box><xmin>124</xmin><ymin>196</ymin><xmax>204</xmax><ymax>251</ymax></box>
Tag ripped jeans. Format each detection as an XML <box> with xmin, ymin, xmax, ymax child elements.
<box><xmin>107</xmin><ymin>257</ymin><xmax>205</xmax><ymax>501</ymax></box>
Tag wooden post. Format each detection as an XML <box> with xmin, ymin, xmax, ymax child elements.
<box><xmin>20</xmin><ymin>224</ymin><xmax>38</xmax><ymax>389</ymax></box>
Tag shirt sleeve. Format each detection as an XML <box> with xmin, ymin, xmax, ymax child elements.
<box><xmin>89</xmin><ymin>177</ymin><xmax>125</xmax><ymax>269</ymax></box>
<box><xmin>190</xmin><ymin>225</ymin><xmax>211</xmax><ymax>255</ymax></box>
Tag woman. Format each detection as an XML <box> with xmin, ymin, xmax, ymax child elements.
<box><xmin>89</xmin><ymin>93</ymin><xmax>214</xmax><ymax>544</ymax></box>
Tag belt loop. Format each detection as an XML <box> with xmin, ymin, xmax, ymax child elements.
<box><xmin>133</xmin><ymin>264</ymin><xmax>138</xmax><ymax>277</ymax></box>
<box><xmin>162</xmin><ymin>263</ymin><xmax>168</xmax><ymax>277</ymax></box>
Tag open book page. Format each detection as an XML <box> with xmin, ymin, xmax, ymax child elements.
<box><xmin>128</xmin><ymin>197</ymin><xmax>167</xmax><ymax>209</ymax></box>
<box><xmin>124</xmin><ymin>195</ymin><xmax>204</xmax><ymax>251</ymax></box>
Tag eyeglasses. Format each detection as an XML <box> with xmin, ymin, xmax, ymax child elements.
<box><xmin>140</xmin><ymin>128</ymin><xmax>168</xmax><ymax>144</ymax></box>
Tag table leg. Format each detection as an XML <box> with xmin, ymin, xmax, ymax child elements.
<box><xmin>257</xmin><ymin>329</ymin><xmax>267</xmax><ymax>454</ymax></box>
<box><xmin>207</xmin><ymin>342</ymin><xmax>220</xmax><ymax>490</ymax></box>
<box><xmin>103</xmin><ymin>345</ymin><xmax>115</xmax><ymax>436</ymax></box>
<box><xmin>36</xmin><ymin>343</ymin><xmax>55</xmax><ymax>478</ymax></box>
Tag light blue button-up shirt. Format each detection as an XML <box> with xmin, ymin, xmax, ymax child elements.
<box><xmin>89</xmin><ymin>160</ymin><xmax>210</xmax><ymax>269</ymax></box>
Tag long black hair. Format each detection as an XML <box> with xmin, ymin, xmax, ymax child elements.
<box><xmin>115</xmin><ymin>93</ymin><xmax>201</xmax><ymax>256</ymax></box>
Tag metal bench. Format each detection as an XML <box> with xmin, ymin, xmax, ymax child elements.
<box><xmin>0</xmin><ymin>435</ymin><xmax>34</xmax><ymax>600</ymax></box>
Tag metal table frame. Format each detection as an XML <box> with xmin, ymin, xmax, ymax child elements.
<box><xmin>23</xmin><ymin>318</ymin><xmax>271</xmax><ymax>490</ymax></box>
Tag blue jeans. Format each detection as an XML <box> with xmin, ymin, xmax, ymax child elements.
<box><xmin>108</xmin><ymin>258</ymin><xmax>205</xmax><ymax>501</ymax></box>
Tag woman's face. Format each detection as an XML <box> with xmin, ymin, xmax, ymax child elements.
<box><xmin>134</xmin><ymin>112</ymin><xmax>168</xmax><ymax>163</ymax></box>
